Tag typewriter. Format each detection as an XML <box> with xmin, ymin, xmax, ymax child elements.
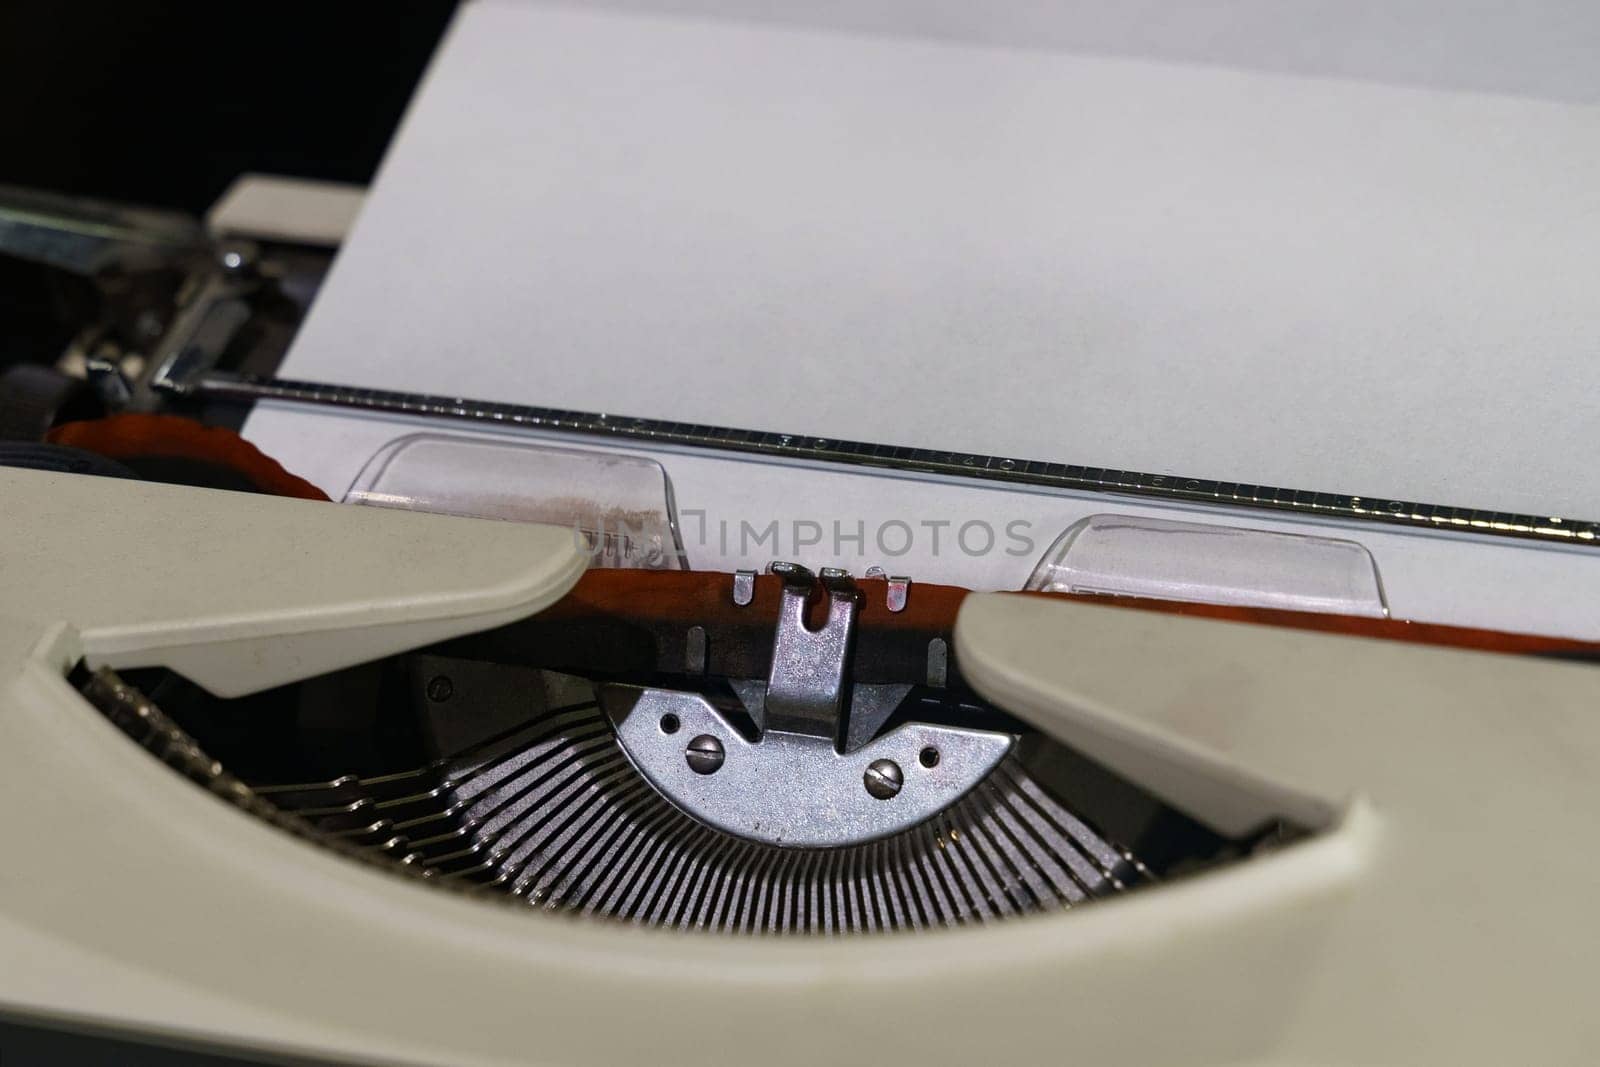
<box><xmin>4</xmin><ymin>3</ymin><xmax>1600</xmax><ymax>1065</ymax></box>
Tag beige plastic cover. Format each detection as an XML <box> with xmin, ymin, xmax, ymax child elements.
<box><xmin>1</xmin><ymin>469</ymin><xmax>1597</xmax><ymax>1063</ymax></box>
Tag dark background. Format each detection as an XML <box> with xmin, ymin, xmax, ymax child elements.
<box><xmin>0</xmin><ymin>1</ymin><xmax>458</xmax><ymax>214</ymax></box>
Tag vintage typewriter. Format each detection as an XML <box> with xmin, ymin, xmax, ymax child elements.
<box><xmin>4</xmin><ymin>3</ymin><xmax>1600</xmax><ymax>1065</ymax></box>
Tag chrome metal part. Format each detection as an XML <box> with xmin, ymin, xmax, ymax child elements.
<box><xmin>926</xmin><ymin>638</ymin><xmax>949</xmax><ymax>688</ymax></box>
<box><xmin>0</xmin><ymin>186</ymin><xmax>335</xmax><ymax>416</ymax></box>
<box><xmin>842</xmin><ymin>683</ymin><xmax>913</xmax><ymax>754</ymax></box>
<box><xmin>601</xmin><ymin>685</ymin><xmax>1012</xmax><ymax>848</ymax></box>
<box><xmin>728</xmin><ymin>678</ymin><xmax>913</xmax><ymax>754</ymax></box>
<box><xmin>863</xmin><ymin>759</ymin><xmax>904</xmax><ymax>800</ymax></box>
<box><xmin>170</xmin><ymin>371</ymin><xmax>1600</xmax><ymax>549</ymax></box>
<box><xmin>731</xmin><ymin>569</ymin><xmax>756</xmax><ymax>606</ymax></box>
<box><xmin>763</xmin><ymin>562</ymin><xmax>859</xmax><ymax>738</ymax></box>
<box><xmin>867</xmin><ymin>566</ymin><xmax>911</xmax><ymax>612</ymax></box>
<box><xmin>0</xmin><ymin>185</ymin><xmax>204</xmax><ymax>276</ymax></box>
<box><xmin>720</xmin><ymin>563</ymin><xmax>908</xmax><ymax>751</ymax></box>
<box><xmin>79</xmin><ymin>668</ymin><xmax>445</xmax><ymax>891</ymax></box>
<box><xmin>88</xmin><ymin>666</ymin><xmax>1175</xmax><ymax>935</ymax></box>
<box><xmin>685</xmin><ymin>734</ymin><xmax>725</xmax><ymax>775</ymax></box>
<box><xmin>217</xmin><ymin>240</ymin><xmax>258</xmax><ymax>275</ymax></box>
<box><xmin>147</xmin><ymin>274</ymin><xmax>254</xmax><ymax>396</ymax></box>
<box><xmin>685</xmin><ymin>625</ymin><xmax>708</xmax><ymax>675</ymax></box>
<box><xmin>886</xmin><ymin>577</ymin><xmax>910</xmax><ymax>612</ymax></box>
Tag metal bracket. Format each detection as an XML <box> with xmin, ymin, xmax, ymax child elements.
<box><xmin>727</xmin><ymin>563</ymin><xmax>921</xmax><ymax>750</ymax></box>
<box><xmin>601</xmin><ymin>685</ymin><xmax>1012</xmax><ymax>848</ymax></box>
<box><xmin>865</xmin><ymin>565</ymin><xmax>910</xmax><ymax>612</ymax></box>
<box><xmin>600</xmin><ymin>562</ymin><xmax>1013</xmax><ymax>845</ymax></box>
<box><xmin>760</xmin><ymin>562</ymin><xmax>860</xmax><ymax>740</ymax></box>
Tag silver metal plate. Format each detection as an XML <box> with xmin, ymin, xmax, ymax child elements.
<box><xmin>601</xmin><ymin>685</ymin><xmax>1014</xmax><ymax>848</ymax></box>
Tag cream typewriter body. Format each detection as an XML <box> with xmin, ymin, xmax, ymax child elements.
<box><xmin>2</xmin><ymin>469</ymin><xmax>1599</xmax><ymax>1066</ymax></box>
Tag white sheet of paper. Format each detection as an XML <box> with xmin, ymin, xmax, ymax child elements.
<box><xmin>251</xmin><ymin>0</ymin><xmax>1600</xmax><ymax>517</ymax></box>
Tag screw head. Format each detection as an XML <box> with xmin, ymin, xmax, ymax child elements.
<box><xmin>863</xmin><ymin>758</ymin><xmax>903</xmax><ymax>800</ymax></box>
<box><xmin>425</xmin><ymin>675</ymin><xmax>453</xmax><ymax>702</ymax></box>
<box><xmin>685</xmin><ymin>734</ymin><xmax>725</xmax><ymax>775</ymax></box>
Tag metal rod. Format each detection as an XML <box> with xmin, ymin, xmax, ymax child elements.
<box><xmin>179</xmin><ymin>371</ymin><xmax>1600</xmax><ymax>549</ymax></box>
